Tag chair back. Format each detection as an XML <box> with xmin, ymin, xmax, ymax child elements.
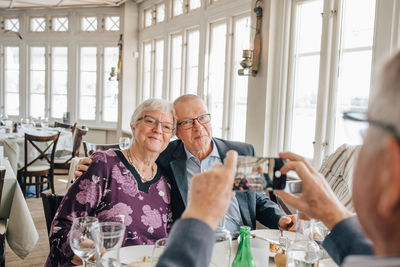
<box><xmin>40</xmin><ymin>191</ymin><xmax>64</xmax><ymax>235</ymax></box>
<box><xmin>0</xmin><ymin>168</ymin><xmax>5</xmax><ymax>206</ymax></box>
<box><xmin>23</xmin><ymin>132</ymin><xmax>60</xmax><ymax>172</ymax></box>
<box><xmin>82</xmin><ymin>141</ymin><xmax>120</xmax><ymax>156</ymax></box>
<box><xmin>72</xmin><ymin>127</ymin><xmax>88</xmax><ymax>158</ymax></box>
<box><xmin>54</xmin><ymin>121</ymin><xmax>77</xmax><ymax>134</ymax></box>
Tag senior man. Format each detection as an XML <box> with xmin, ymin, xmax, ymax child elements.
<box><xmin>275</xmin><ymin>51</ymin><xmax>400</xmax><ymax>266</ymax></box>
<box><xmin>76</xmin><ymin>94</ymin><xmax>294</xmax><ymax>233</ymax></box>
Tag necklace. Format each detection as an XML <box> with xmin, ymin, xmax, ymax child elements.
<box><xmin>126</xmin><ymin>149</ymin><xmax>157</xmax><ymax>182</ymax></box>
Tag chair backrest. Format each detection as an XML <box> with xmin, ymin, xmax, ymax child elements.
<box><xmin>54</xmin><ymin>121</ymin><xmax>77</xmax><ymax>134</ymax></box>
<box><xmin>82</xmin><ymin>141</ymin><xmax>120</xmax><ymax>157</ymax></box>
<box><xmin>40</xmin><ymin>191</ymin><xmax>64</xmax><ymax>235</ymax></box>
<box><xmin>23</xmin><ymin>132</ymin><xmax>60</xmax><ymax>172</ymax></box>
<box><xmin>72</xmin><ymin>127</ymin><xmax>88</xmax><ymax>158</ymax></box>
<box><xmin>0</xmin><ymin>168</ymin><xmax>5</xmax><ymax>207</ymax></box>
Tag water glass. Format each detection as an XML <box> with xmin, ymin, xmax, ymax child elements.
<box><xmin>69</xmin><ymin>217</ymin><xmax>100</xmax><ymax>267</ymax></box>
<box><xmin>286</xmin><ymin>239</ymin><xmax>320</xmax><ymax>267</ymax></box>
<box><xmin>151</xmin><ymin>238</ymin><xmax>168</xmax><ymax>267</ymax></box>
<box><xmin>211</xmin><ymin>226</ymin><xmax>232</xmax><ymax>267</ymax></box>
<box><xmin>250</xmin><ymin>238</ymin><xmax>269</xmax><ymax>267</ymax></box>
<box><xmin>119</xmin><ymin>137</ymin><xmax>131</xmax><ymax>150</ymax></box>
<box><xmin>96</xmin><ymin>222</ymin><xmax>126</xmax><ymax>267</ymax></box>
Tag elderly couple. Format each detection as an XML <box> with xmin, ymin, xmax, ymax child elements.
<box><xmin>45</xmin><ymin>94</ymin><xmax>295</xmax><ymax>266</ymax></box>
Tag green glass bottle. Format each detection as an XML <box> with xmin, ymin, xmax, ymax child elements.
<box><xmin>231</xmin><ymin>226</ymin><xmax>256</xmax><ymax>267</ymax></box>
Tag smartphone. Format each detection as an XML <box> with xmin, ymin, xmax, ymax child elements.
<box><xmin>233</xmin><ymin>156</ymin><xmax>286</xmax><ymax>191</ymax></box>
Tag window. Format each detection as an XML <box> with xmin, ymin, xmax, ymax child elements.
<box><xmin>4</xmin><ymin>47</ymin><xmax>19</xmax><ymax>116</ymax></box>
<box><xmin>170</xmin><ymin>34</ymin><xmax>183</xmax><ymax>100</ymax></box>
<box><xmin>156</xmin><ymin>3</ymin><xmax>165</xmax><ymax>23</ymax></box>
<box><xmin>154</xmin><ymin>40</ymin><xmax>164</xmax><ymax>98</ymax></box>
<box><xmin>285</xmin><ymin>0</ymin><xmax>377</xmax><ymax>162</ymax></box>
<box><xmin>51</xmin><ymin>47</ymin><xmax>68</xmax><ymax>118</ymax></box>
<box><xmin>185</xmin><ymin>29</ymin><xmax>199</xmax><ymax>94</ymax></box>
<box><xmin>105</xmin><ymin>16</ymin><xmax>120</xmax><ymax>31</ymax></box>
<box><xmin>29</xmin><ymin>47</ymin><xmax>46</xmax><ymax>118</ymax></box>
<box><xmin>4</xmin><ymin>18</ymin><xmax>19</xmax><ymax>32</ymax></box>
<box><xmin>30</xmin><ymin>17</ymin><xmax>46</xmax><ymax>32</ymax></box>
<box><xmin>52</xmin><ymin>17</ymin><xmax>68</xmax><ymax>31</ymax></box>
<box><xmin>144</xmin><ymin>8</ymin><xmax>153</xmax><ymax>27</ymax></box>
<box><xmin>81</xmin><ymin>16</ymin><xmax>98</xmax><ymax>31</ymax></box>
<box><xmin>142</xmin><ymin>42</ymin><xmax>152</xmax><ymax>100</ymax></box>
<box><xmin>173</xmin><ymin>0</ymin><xmax>184</xmax><ymax>17</ymax></box>
<box><xmin>189</xmin><ymin>0</ymin><xmax>201</xmax><ymax>11</ymax></box>
<box><xmin>172</xmin><ymin>0</ymin><xmax>201</xmax><ymax>17</ymax></box>
<box><xmin>206</xmin><ymin>22</ymin><xmax>227</xmax><ymax>138</ymax></box>
<box><xmin>143</xmin><ymin>3</ymin><xmax>165</xmax><ymax>28</ymax></box>
<box><xmin>103</xmin><ymin>47</ymin><xmax>119</xmax><ymax>122</ymax></box>
<box><xmin>79</xmin><ymin>47</ymin><xmax>97</xmax><ymax>120</ymax></box>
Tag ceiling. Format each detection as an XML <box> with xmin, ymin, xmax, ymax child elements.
<box><xmin>0</xmin><ymin>0</ymin><xmax>129</xmax><ymax>10</ymax></box>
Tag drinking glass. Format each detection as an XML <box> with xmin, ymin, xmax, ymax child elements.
<box><xmin>96</xmin><ymin>222</ymin><xmax>126</xmax><ymax>267</ymax></box>
<box><xmin>69</xmin><ymin>216</ymin><xmax>99</xmax><ymax>267</ymax></box>
<box><xmin>41</xmin><ymin>117</ymin><xmax>49</xmax><ymax>128</ymax></box>
<box><xmin>151</xmin><ymin>238</ymin><xmax>168</xmax><ymax>267</ymax></box>
<box><xmin>119</xmin><ymin>137</ymin><xmax>131</xmax><ymax>150</ymax></box>
<box><xmin>212</xmin><ymin>224</ymin><xmax>232</xmax><ymax>267</ymax></box>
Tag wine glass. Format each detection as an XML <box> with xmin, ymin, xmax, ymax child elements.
<box><xmin>95</xmin><ymin>222</ymin><xmax>126</xmax><ymax>267</ymax></box>
<box><xmin>119</xmin><ymin>137</ymin><xmax>131</xmax><ymax>150</ymax></box>
<box><xmin>69</xmin><ymin>216</ymin><xmax>100</xmax><ymax>267</ymax></box>
<box><xmin>151</xmin><ymin>237</ymin><xmax>168</xmax><ymax>266</ymax></box>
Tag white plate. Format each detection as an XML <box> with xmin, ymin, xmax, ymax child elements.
<box><xmin>119</xmin><ymin>245</ymin><xmax>154</xmax><ymax>266</ymax></box>
<box><xmin>251</xmin><ymin>229</ymin><xmax>297</xmax><ymax>257</ymax></box>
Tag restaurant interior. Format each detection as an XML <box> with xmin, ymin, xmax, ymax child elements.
<box><xmin>0</xmin><ymin>0</ymin><xmax>399</xmax><ymax>266</ymax></box>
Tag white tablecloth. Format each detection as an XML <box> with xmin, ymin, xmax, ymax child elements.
<box><xmin>0</xmin><ymin>127</ymin><xmax>73</xmax><ymax>174</ymax></box>
<box><xmin>0</xmin><ymin>158</ymin><xmax>39</xmax><ymax>259</ymax></box>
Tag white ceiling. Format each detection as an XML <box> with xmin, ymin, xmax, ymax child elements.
<box><xmin>0</xmin><ymin>0</ymin><xmax>129</xmax><ymax>10</ymax></box>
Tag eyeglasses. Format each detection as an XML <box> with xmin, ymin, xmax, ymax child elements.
<box><xmin>343</xmin><ymin>111</ymin><xmax>400</xmax><ymax>143</ymax></box>
<box><xmin>137</xmin><ymin>115</ymin><xmax>175</xmax><ymax>133</ymax></box>
<box><xmin>177</xmin><ymin>113</ymin><xmax>211</xmax><ymax>130</ymax></box>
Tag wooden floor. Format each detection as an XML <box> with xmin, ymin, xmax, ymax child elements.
<box><xmin>5</xmin><ymin>173</ymin><xmax>69</xmax><ymax>267</ymax></box>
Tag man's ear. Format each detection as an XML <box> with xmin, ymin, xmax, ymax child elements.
<box><xmin>378</xmin><ymin>136</ymin><xmax>400</xmax><ymax>218</ymax></box>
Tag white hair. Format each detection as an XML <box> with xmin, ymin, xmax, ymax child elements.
<box><xmin>130</xmin><ymin>98</ymin><xmax>176</xmax><ymax>127</ymax></box>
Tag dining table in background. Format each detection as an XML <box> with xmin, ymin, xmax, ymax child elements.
<box><xmin>0</xmin><ymin>127</ymin><xmax>73</xmax><ymax>174</ymax></box>
<box><xmin>0</xmin><ymin>157</ymin><xmax>39</xmax><ymax>259</ymax></box>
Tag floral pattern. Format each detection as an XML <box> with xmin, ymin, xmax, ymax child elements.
<box><xmin>45</xmin><ymin>150</ymin><xmax>172</xmax><ymax>267</ymax></box>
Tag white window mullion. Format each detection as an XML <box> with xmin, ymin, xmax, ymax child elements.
<box><xmin>223</xmin><ymin>19</ymin><xmax>233</xmax><ymax>140</ymax></box>
<box><xmin>97</xmin><ymin>46</ymin><xmax>103</xmax><ymax>123</ymax></box>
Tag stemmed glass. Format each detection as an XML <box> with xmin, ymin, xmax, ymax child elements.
<box><xmin>69</xmin><ymin>216</ymin><xmax>100</xmax><ymax>267</ymax></box>
<box><xmin>119</xmin><ymin>137</ymin><xmax>131</xmax><ymax>150</ymax></box>
<box><xmin>151</xmin><ymin>238</ymin><xmax>168</xmax><ymax>267</ymax></box>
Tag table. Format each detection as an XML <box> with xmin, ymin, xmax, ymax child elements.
<box><xmin>0</xmin><ymin>127</ymin><xmax>73</xmax><ymax>174</ymax></box>
<box><xmin>0</xmin><ymin>158</ymin><xmax>39</xmax><ymax>259</ymax></box>
<box><xmin>117</xmin><ymin>229</ymin><xmax>338</xmax><ymax>267</ymax></box>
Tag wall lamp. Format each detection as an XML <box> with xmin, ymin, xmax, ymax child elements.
<box><xmin>109</xmin><ymin>34</ymin><xmax>123</xmax><ymax>81</ymax></box>
<box><xmin>238</xmin><ymin>0</ymin><xmax>263</xmax><ymax>77</ymax></box>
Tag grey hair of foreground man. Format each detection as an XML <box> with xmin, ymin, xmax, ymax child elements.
<box><xmin>275</xmin><ymin>51</ymin><xmax>400</xmax><ymax>258</ymax></box>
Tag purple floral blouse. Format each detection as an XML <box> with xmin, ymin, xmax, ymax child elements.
<box><xmin>45</xmin><ymin>150</ymin><xmax>172</xmax><ymax>267</ymax></box>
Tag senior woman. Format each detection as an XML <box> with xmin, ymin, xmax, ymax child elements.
<box><xmin>45</xmin><ymin>98</ymin><xmax>176</xmax><ymax>267</ymax></box>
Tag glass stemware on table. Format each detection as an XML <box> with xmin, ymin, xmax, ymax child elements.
<box><xmin>70</xmin><ymin>216</ymin><xmax>100</xmax><ymax>267</ymax></box>
<box><xmin>151</xmin><ymin>237</ymin><xmax>168</xmax><ymax>267</ymax></box>
<box><xmin>95</xmin><ymin>222</ymin><xmax>126</xmax><ymax>267</ymax></box>
<box><xmin>119</xmin><ymin>137</ymin><xmax>131</xmax><ymax>150</ymax></box>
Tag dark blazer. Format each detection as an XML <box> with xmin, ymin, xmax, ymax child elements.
<box><xmin>157</xmin><ymin>137</ymin><xmax>285</xmax><ymax>229</ymax></box>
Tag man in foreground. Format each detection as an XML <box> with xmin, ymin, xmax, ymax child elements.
<box><xmin>275</xmin><ymin>51</ymin><xmax>400</xmax><ymax>266</ymax></box>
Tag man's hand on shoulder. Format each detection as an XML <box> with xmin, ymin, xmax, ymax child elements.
<box><xmin>74</xmin><ymin>157</ymin><xmax>92</xmax><ymax>181</ymax></box>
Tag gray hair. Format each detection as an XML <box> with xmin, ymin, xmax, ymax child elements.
<box><xmin>367</xmin><ymin>51</ymin><xmax>400</xmax><ymax>149</ymax></box>
<box><xmin>130</xmin><ymin>98</ymin><xmax>176</xmax><ymax>128</ymax></box>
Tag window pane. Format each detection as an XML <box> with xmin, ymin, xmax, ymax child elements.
<box><xmin>232</xmin><ymin>16</ymin><xmax>251</xmax><ymax>142</ymax></box>
<box><xmin>207</xmin><ymin>23</ymin><xmax>227</xmax><ymax>138</ymax></box>
<box><xmin>105</xmin><ymin>16</ymin><xmax>120</xmax><ymax>31</ymax></box>
<box><xmin>144</xmin><ymin>8</ymin><xmax>153</xmax><ymax>27</ymax></box>
<box><xmin>30</xmin><ymin>47</ymin><xmax>46</xmax><ymax>118</ymax></box>
<box><xmin>52</xmin><ymin>17</ymin><xmax>68</xmax><ymax>31</ymax></box>
<box><xmin>189</xmin><ymin>0</ymin><xmax>201</xmax><ymax>10</ymax></box>
<box><xmin>156</xmin><ymin>4</ymin><xmax>165</xmax><ymax>23</ymax></box>
<box><xmin>51</xmin><ymin>47</ymin><xmax>68</xmax><ymax>118</ymax></box>
<box><xmin>289</xmin><ymin>0</ymin><xmax>323</xmax><ymax>158</ymax></box>
<box><xmin>30</xmin><ymin>17</ymin><xmax>46</xmax><ymax>32</ymax></box>
<box><xmin>80</xmin><ymin>47</ymin><xmax>97</xmax><ymax>120</ymax></box>
<box><xmin>81</xmin><ymin>16</ymin><xmax>97</xmax><ymax>31</ymax></box>
<box><xmin>143</xmin><ymin>43</ymin><xmax>152</xmax><ymax>100</ymax></box>
<box><xmin>5</xmin><ymin>18</ymin><xmax>19</xmax><ymax>32</ymax></box>
<box><xmin>186</xmin><ymin>30</ymin><xmax>199</xmax><ymax>94</ymax></box>
<box><xmin>170</xmin><ymin>34</ymin><xmax>183</xmax><ymax>100</ymax></box>
<box><xmin>154</xmin><ymin>40</ymin><xmax>164</xmax><ymax>98</ymax></box>
<box><xmin>4</xmin><ymin>47</ymin><xmax>19</xmax><ymax>116</ymax></box>
<box><xmin>173</xmin><ymin>0</ymin><xmax>184</xmax><ymax>16</ymax></box>
<box><xmin>103</xmin><ymin>47</ymin><xmax>119</xmax><ymax>122</ymax></box>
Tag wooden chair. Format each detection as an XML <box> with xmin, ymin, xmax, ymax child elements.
<box><xmin>17</xmin><ymin>132</ymin><xmax>60</xmax><ymax>198</ymax></box>
<box><xmin>82</xmin><ymin>141</ymin><xmax>120</xmax><ymax>157</ymax></box>
<box><xmin>53</xmin><ymin>121</ymin><xmax>77</xmax><ymax>134</ymax></box>
<box><xmin>0</xmin><ymin>168</ymin><xmax>6</xmax><ymax>267</ymax></box>
<box><xmin>54</xmin><ymin>127</ymin><xmax>88</xmax><ymax>174</ymax></box>
<box><xmin>40</xmin><ymin>191</ymin><xmax>64</xmax><ymax>236</ymax></box>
